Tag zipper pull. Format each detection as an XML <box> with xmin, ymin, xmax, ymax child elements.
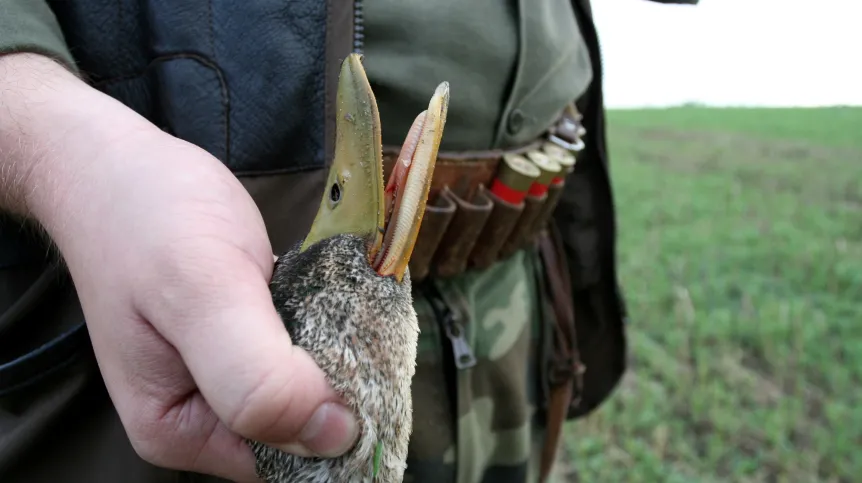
<box><xmin>442</xmin><ymin>310</ymin><xmax>476</xmax><ymax>370</ymax></box>
<box><xmin>424</xmin><ymin>283</ymin><xmax>477</xmax><ymax>370</ymax></box>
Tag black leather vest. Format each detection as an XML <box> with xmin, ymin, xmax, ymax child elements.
<box><xmin>51</xmin><ymin>0</ymin><xmax>356</xmax><ymax>174</ymax></box>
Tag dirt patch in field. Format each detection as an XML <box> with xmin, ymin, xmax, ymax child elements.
<box><xmin>615</xmin><ymin>126</ymin><xmax>862</xmax><ymax>208</ymax></box>
<box><xmin>628</xmin><ymin>127</ymin><xmax>862</xmax><ymax>165</ymax></box>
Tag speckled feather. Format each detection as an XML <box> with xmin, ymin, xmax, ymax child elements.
<box><xmin>248</xmin><ymin>234</ymin><xmax>420</xmax><ymax>483</ymax></box>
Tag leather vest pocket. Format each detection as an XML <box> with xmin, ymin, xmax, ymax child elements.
<box><xmin>0</xmin><ymin>261</ymin><xmax>87</xmax><ymax>398</ymax></box>
<box><xmin>0</xmin><ymin>241</ymin><xmax>90</xmax><ymax>475</ymax></box>
<box><xmin>50</xmin><ymin>0</ymin><xmax>331</xmax><ymax>176</ymax></box>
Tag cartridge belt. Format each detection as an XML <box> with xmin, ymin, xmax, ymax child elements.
<box><xmin>382</xmin><ymin>141</ymin><xmax>540</xmax><ymax>201</ymax></box>
<box><xmin>384</xmin><ymin>105</ymin><xmax>587</xmax><ymax>282</ymax></box>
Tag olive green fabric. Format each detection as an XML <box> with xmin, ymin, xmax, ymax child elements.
<box><xmin>0</xmin><ymin>0</ymin><xmax>77</xmax><ymax>71</ymax></box>
<box><xmin>364</xmin><ymin>0</ymin><xmax>593</xmax><ymax>151</ymax></box>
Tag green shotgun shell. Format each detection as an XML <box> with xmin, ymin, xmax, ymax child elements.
<box><xmin>525</xmin><ymin>151</ymin><xmax>562</xmax><ymax>194</ymax></box>
<box><xmin>542</xmin><ymin>142</ymin><xmax>576</xmax><ymax>173</ymax></box>
<box><xmin>497</xmin><ymin>154</ymin><xmax>541</xmax><ymax>192</ymax></box>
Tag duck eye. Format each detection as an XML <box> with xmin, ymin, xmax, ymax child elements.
<box><xmin>330</xmin><ymin>183</ymin><xmax>342</xmax><ymax>203</ymax></box>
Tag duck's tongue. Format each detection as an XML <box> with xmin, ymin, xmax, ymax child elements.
<box><xmin>300</xmin><ymin>54</ymin><xmax>448</xmax><ymax>283</ymax></box>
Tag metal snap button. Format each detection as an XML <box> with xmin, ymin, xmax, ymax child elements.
<box><xmin>507</xmin><ymin>109</ymin><xmax>525</xmax><ymax>135</ymax></box>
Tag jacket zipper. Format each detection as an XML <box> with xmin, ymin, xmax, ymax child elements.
<box><xmin>442</xmin><ymin>307</ymin><xmax>477</xmax><ymax>370</ymax></box>
<box><xmin>353</xmin><ymin>0</ymin><xmax>365</xmax><ymax>54</ymax></box>
<box><xmin>425</xmin><ymin>284</ymin><xmax>476</xmax><ymax>370</ymax></box>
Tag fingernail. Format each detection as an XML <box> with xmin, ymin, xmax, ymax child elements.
<box><xmin>298</xmin><ymin>403</ymin><xmax>359</xmax><ymax>458</ymax></box>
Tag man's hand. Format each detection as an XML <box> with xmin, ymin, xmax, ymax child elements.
<box><xmin>0</xmin><ymin>54</ymin><xmax>358</xmax><ymax>482</ymax></box>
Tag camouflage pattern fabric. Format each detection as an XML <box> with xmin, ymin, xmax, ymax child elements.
<box><xmin>405</xmin><ymin>248</ymin><xmax>552</xmax><ymax>483</ymax></box>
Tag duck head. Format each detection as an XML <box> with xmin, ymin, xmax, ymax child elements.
<box><xmin>248</xmin><ymin>54</ymin><xmax>449</xmax><ymax>483</ymax></box>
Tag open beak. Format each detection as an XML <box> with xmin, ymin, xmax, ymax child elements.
<box><xmin>300</xmin><ymin>54</ymin><xmax>449</xmax><ymax>283</ymax></box>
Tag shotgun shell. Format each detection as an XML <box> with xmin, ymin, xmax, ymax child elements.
<box><xmin>525</xmin><ymin>151</ymin><xmax>562</xmax><ymax>195</ymax></box>
<box><xmin>490</xmin><ymin>154</ymin><xmax>541</xmax><ymax>204</ymax></box>
<box><xmin>542</xmin><ymin>142</ymin><xmax>577</xmax><ymax>174</ymax></box>
<box><xmin>565</xmin><ymin>104</ymin><xmax>587</xmax><ymax>137</ymax></box>
<box><xmin>566</xmin><ymin>103</ymin><xmax>583</xmax><ymax>122</ymax></box>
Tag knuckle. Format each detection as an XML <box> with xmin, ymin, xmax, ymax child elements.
<box><xmin>127</xmin><ymin>417</ymin><xmax>174</xmax><ymax>467</ymax></box>
<box><xmin>124</xmin><ymin>400</ymin><xmax>199</xmax><ymax>471</ymax></box>
<box><xmin>130</xmin><ymin>437</ymin><xmax>167</xmax><ymax>467</ymax></box>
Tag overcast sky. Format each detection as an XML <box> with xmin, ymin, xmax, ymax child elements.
<box><xmin>592</xmin><ymin>0</ymin><xmax>862</xmax><ymax>108</ymax></box>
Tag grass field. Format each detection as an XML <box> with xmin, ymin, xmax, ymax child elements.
<box><xmin>558</xmin><ymin>106</ymin><xmax>862</xmax><ymax>482</ymax></box>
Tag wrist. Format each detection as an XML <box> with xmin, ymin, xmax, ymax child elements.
<box><xmin>0</xmin><ymin>53</ymin><xmax>162</xmax><ymax>229</ymax></box>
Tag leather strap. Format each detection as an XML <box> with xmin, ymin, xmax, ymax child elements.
<box><xmin>537</xmin><ymin>223</ymin><xmax>585</xmax><ymax>483</ymax></box>
<box><xmin>382</xmin><ymin>141</ymin><xmax>541</xmax><ymax>201</ymax></box>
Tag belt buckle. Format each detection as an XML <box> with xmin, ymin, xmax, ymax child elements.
<box><xmin>547</xmin><ymin>134</ymin><xmax>585</xmax><ymax>153</ymax></box>
<box><xmin>547</xmin><ymin>112</ymin><xmax>586</xmax><ymax>153</ymax></box>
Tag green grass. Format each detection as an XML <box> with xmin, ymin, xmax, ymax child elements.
<box><xmin>557</xmin><ymin>106</ymin><xmax>862</xmax><ymax>483</ymax></box>
<box><xmin>608</xmin><ymin>106</ymin><xmax>862</xmax><ymax>149</ymax></box>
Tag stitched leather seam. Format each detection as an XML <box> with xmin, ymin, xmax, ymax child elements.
<box><xmin>207</xmin><ymin>1</ymin><xmax>216</xmax><ymax>59</ymax></box>
<box><xmin>93</xmin><ymin>52</ymin><xmax>231</xmax><ymax>164</ymax></box>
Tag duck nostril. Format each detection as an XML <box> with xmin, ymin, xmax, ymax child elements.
<box><xmin>330</xmin><ymin>183</ymin><xmax>342</xmax><ymax>203</ymax></box>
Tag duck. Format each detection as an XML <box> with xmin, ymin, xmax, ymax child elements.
<box><xmin>247</xmin><ymin>54</ymin><xmax>450</xmax><ymax>483</ymax></box>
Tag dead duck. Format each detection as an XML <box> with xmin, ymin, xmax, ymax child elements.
<box><xmin>247</xmin><ymin>54</ymin><xmax>449</xmax><ymax>483</ymax></box>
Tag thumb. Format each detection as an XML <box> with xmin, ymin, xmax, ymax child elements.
<box><xmin>143</xmin><ymin>247</ymin><xmax>359</xmax><ymax>458</ymax></box>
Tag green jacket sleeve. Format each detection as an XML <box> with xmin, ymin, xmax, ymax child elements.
<box><xmin>0</xmin><ymin>0</ymin><xmax>77</xmax><ymax>72</ymax></box>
